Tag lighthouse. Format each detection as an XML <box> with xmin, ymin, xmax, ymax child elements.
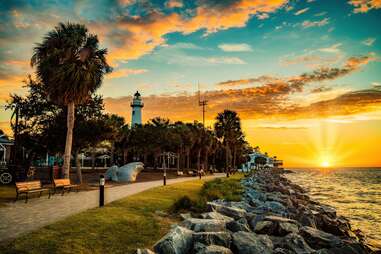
<box><xmin>131</xmin><ymin>91</ymin><xmax>144</xmax><ymax>126</ymax></box>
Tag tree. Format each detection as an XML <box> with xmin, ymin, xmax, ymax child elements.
<box><xmin>105</xmin><ymin>114</ymin><xmax>125</xmax><ymax>165</ymax></box>
<box><xmin>214</xmin><ymin>110</ymin><xmax>243</xmax><ymax>175</ymax></box>
<box><xmin>31</xmin><ymin>22</ymin><xmax>111</xmax><ymax>178</ymax></box>
<box><xmin>255</xmin><ymin>156</ymin><xmax>267</xmax><ymax>170</ymax></box>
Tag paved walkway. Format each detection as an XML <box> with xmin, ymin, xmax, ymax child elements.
<box><xmin>0</xmin><ymin>174</ymin><xmax>224</xmax><ymax>242</ymax></box>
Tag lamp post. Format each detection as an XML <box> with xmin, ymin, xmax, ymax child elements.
<box><xmin>99</xmin><ymin>174</ymin><xmax>105</xmax><ymax>207</ymax></box>
<box><xmin>163</xmin><ymin>159</ymin><xmax>166</xmax><ymax>186</ymax></box>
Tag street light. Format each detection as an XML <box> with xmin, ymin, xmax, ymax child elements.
<box><xmin>99</xmin><ymin>174</ymin><xmax>105</xmax><ymax>207</ymax></box>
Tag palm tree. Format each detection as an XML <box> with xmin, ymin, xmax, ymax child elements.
<box><xmin>31</xmin><ymin>22</ymin><xmax>111</xmax><ymax>178</ymax></box>
<box><xmin>214</xmin><ymin>110</ymin><xmax>242</xmax><ymax>176</ymax></box>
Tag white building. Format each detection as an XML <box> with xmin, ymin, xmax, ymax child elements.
<box><xmin>130</xmin><ymin>91</ymin><xmax>144</xmax><ymax>126</ymax></box>
<box><xmin>241</xmin><ymin>151</ymin><xmax>283</xmax><ymax>172</ymax></box>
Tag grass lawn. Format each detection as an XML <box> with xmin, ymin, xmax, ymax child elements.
<box><xmin>1</xmin><ymin>173</ymin><xmax>243</xmax><ymax>254</ymax></box>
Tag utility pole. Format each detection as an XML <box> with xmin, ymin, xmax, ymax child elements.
<box><xmin>198</xmin><ymin>84</ymin><xmax>208</xmax><ymax>127</ymax></box>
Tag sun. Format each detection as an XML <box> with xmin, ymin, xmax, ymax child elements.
<box><xmin>321</xmin><ymin>160</ymin><xmax>331</xmax><ymax>168</ymax></box>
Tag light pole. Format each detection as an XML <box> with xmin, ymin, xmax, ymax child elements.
<box><xmin>99</xmin><ymin>174</ymin><xmax>105</xmax><ymax>207</ymax></box>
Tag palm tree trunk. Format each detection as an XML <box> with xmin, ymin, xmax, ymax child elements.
<box><xmin>91</xmin><ymin>147</ymin><xmax>96</xmax><ymax>170</ymax></box>
<box><xmin>63</xmin><ymin>102</ymin><xmax>75</xmax><ymax>179</ymax></box>
<box><xmin>204</xmin><ymin>149</ymin><xmax>209</xmax><ymax>172</ymax></box>
<box><xmin>225</xmin><ymin>145</ymin><xmax>231</xmax><ymax>177</ymax></box>
<box><xmin>75</xmin><ymin>149</ymin><xmax>82</xmax><ymax>184</ymax></box>
<box><xmin>186</xmin><ymin>148</ymin><xmax>190</xmax><ymax>169</ymax></box>
<box><xmin>197</xmin><ymin>148</ymin><xmax>201</xmax><ymax>171</ymax></box>
<box><xmin>110</xmin><ymin>142</ymin><xmax>115</xmax><ymax>166</ymax></box>
<box><xmin>123</xmin><ymin>148</ymin><xmax>128</xmax><ymax>164</ymax></box>
<box><xmin>233</xmin><ymin>146</ymin><xmax>237</xmax><ymax>169</ymax></box>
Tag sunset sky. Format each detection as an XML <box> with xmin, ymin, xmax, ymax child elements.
<box><xmin>1</xmin><ymin>0</ymin><xmax>381</xmax><ymax>167</ymax></box>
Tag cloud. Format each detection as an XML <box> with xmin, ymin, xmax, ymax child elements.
<box><xmin>280</xmin><ymin>53</ymin><xmax>341</xmax><ymax>68</ymax></box>
<box><xmin>104</xmin><ymin>87</ymin><xmax>381</xmax><ymax>123</ymax></box>
<box><xmin>218</xmin><ymin>54</ymin><xmax>376</xmax><ymax>89</ymax></box>
<box><xmin>348</xmin><ymin>0</ymin><xmax>381</xmax><ymax>13</ymax></box>
<box><xmin>206</xmin><ymin>57</ymin><xmax>246</xmax><ymax>64</ymax></box>
<box><xmin>106</xmin><ymin>0</ymin><xmax>288</xmax><ymax>63</ymax></box>
<box><xmin>285</xmin><ymin>89</ymin><xmax>381</xmax><ymax>118</ymax></box>
<box><xmin>106</xmin><ymin>68</ymin><xmax>148</xmax><ymax>79</ymax></box>
<box><xmin>166</xmin><ymin>0</ymin><xmax>183</xmax><ymax>8</ymax></box>
<box><xmin>314</xmin><ymin>11</ymin><xmax>327</xmax><ymax>16</ymax></box>
<box><xmin>302</xmin><ymin>17</ymin><xmax>329</xmax><ymax>28</ymax></box>
<box><xmin>218</xmin><ymin>43</ymin><xmax>252</xmax><ymax>52</ymax></box>
<box><xmin>319</xmin><ymin>43</ymin><xmax>342</xmax><ymax>53</ymax></box>
<box><xmin>310</xmin><ymin>86</ymin><xmax>333</xmax><ymax>93</ymax></box>
<box><xmin>362</xmin><ymin>37</ymin><xmax>376</xmax><ymax>46</ymax></box>
<box><xmin>294</xmin><ymin>7</ymin><xmax>309</xmax><ymax>15</ymax></box>
<box><xmin>372</xmin><ymin>82</ymin><xmax>381</xmax><ymax>89</ymax></box>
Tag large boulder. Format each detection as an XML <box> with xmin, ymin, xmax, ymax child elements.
<box><xmin>136</xmin><ymin>249</ymin><xmax>156</xmax><ymax>254</ymax></box>
<box><xmin>182</xmin><ymin>218</ymin><xmax>226</xmax><ymax>232</ymax></box>
<box><xmin>193</xmin><ymin>231</ymin><xmax>232</xmax><ymax>248</ymax></box>
<box><xmin>232</xmin><ymin>231</ymin><xmax>273</xmax><ymax>254</ymax></box>
<box><xmin>254</xmin><ymin>216</ymin><xmax>299</xmax><ymax>236</ymax></box>
<box><xmin>226</xmin><ymin>218</ymin><xmax>251</xmax><ymax>232</ymax></box>
<box><xmin>201</xmin><ymin>212</ymin><xmax>234</xmax><ymax>223</ymax></box>
<box><xmin>194</xmin><ymin>243</ymin><xmax>233</xmax><ymax>254</ymax></box>
<box><xmin>105</xmin><ymin>162</ymin><xmax>144</xmax><ymax>182</ymax></box>
<box><xmin>279</xmin><ymin>233</ymin><xmax>315</xmax><ymax>254</ymax></box>
<box><xmin>300</xmin><ymin>226</ymin><xmax>342</xmax><ymax>249</ymax></box>
<box><xmin>207</xmin><ymin>202</ymin><xmax>247</xmax><ymax>219</ymax></box>
<box><xmin>153</xmin><ymin>225</ymin><xmax>193</xmax><ymax>254</ymax></box>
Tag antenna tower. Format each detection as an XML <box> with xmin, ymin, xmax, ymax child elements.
<box><xmin>198</xmin><ymin>83</ymin><xmax>208</xmax><ymax>127</ymax></box>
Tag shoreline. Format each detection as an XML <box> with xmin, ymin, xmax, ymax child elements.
<box><xmin>144</xmin><ymin>169</ymin><xmax>379</xmax><ymax>254</ymax></box>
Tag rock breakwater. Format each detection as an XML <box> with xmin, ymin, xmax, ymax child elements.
<box><xmin>137</xmin><ymin>169</ymin><xmax>378</xmax><ymax>254</ymax></box>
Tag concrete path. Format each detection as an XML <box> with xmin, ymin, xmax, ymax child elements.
<box><xmin>0</xmin><ymin>174</ymin><xmax>224</xmax><ymax>243</ymax></box>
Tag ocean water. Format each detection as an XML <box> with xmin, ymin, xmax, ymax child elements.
<box><xmin>285</xmin><ymin>168</ymin><xmax>381</xmax><ymax>249</ymax></box>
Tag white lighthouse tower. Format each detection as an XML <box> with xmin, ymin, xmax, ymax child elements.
<box><xmin>131</xmin><ymin>91</ymin><xmax>144</xmax><ymax>126</ymax></box>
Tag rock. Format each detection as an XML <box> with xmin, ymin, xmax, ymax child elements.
<box><xmin>265</xmin><ymin>201</ymin><xmax>287</xmax><ymax>213</ymax></box>
<box><xmin>193</xmin><ymin>231</ymin><xmax>232</xmax><ymax>248</ymax></box>
<box><xmin>254</xmin><ymin>220</ymin><xmax>274</xmax><ymax>234</ymax></box>
<box><xmin>207</xmin><ymin>202</ymin><xmax>247</xmax><ymax>219</ymax></box>
<box><xmin>254</xmin><ymin>216</ymin><xmax>299</xmax><ymax>236</ymax></box>
<box><xmin>232</xmin><ymin>231</ymin><xmax>273</xmax><ymax>254</ymax></box>
<box><xmin>315</xmin><ymin>243</ymin><xmax>369</xmax><ymax>254</ymax></box>
<box><xmin>182</xmin><ymin>218</ymin><xmax>226</xmax><ymax>232</ymax></box>
<box><xmin>280</xmin><ymin>233</ymin><xmax>315</xmax><ymax>254</ymax></box>
<box><xmin>195</xmin><ymin>243</ymin><xmax>233</xmax><ymax>254</ymax></box>
<box><xmin>153</xmin><ymin>226</ymin><xmax>193</xmax><ymax>254</ymax></box>
<box><xmin>273</xmin><ymin>248</ymin><xmax>293</xmax><ymax>254</ymax></box>
<box><xmin>136</xmin><ymin>249</ymin><xmax>156</xmax><ymax>254</ymax></box>
<box><xmin>201</xmin><ymin>212</ymin><xmax>234</xmax><ymax>222</ymax></box>
<box><xmin>278</xmin><ymin>222</ymin><xmax>299</xmax><ymax>235</ymax></box>
<box><xmin>300</xmin><ymin>226</ymin><xmax>342</xmax><ymax>249</ymax></box>
<box><xmin>226</xmin><ymin>218</ymin><xmax>251</xmax><ymax>232</ymax></box>
<box><xmin>179</xmin><ymin>213</ymin><xmax>192</xmax><ymax>220</ymax></box>
<box><xmin>264</xmin><ymin>215</ymin><xmax>297</xmax><ymax>224</ymax></box>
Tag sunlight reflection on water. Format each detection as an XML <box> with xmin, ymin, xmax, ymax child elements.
<box><xmin>286</xmin><ymin>168</ymin><xmax>381</xmax><ymax>249</ymax></box>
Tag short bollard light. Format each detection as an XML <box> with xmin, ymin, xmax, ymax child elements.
<box><xmin>163</xmin><ymin>170</ymin><xmax>167</xmax><ymax>186</ymax></box>
<box><xmin>99</xmin><ymin>175</ymin><xmax>105</xmax><ymax>207</ymax></box>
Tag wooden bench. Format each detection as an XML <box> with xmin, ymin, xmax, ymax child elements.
<box><xmin>15</xmin><ymin>181</ymin><xmax>48</xmax><ymax>203</ymax></box>
<box><xmin>51</xmin><ymin>179</ymin><xmax>80</xmax><ymax>197</ymax></box>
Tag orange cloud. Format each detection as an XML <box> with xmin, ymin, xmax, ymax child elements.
<box><xmin>106</xmin><ymin>68</ymin><xmax>148</xmax><ymax>79</ymax></box>
<box><xmin>106</xmin><ymin>0</ymin><xmax>288</xmax><ymax>63</ymax></box>
<box><xmin>348</xmin><ymin>0</ymin><xmax>381</xmax><ymax>13</ymax></box>
<box><xmin>103</xmin><ymin>54</ymin><xmax>379</xmax><ymax>123</ymax></box>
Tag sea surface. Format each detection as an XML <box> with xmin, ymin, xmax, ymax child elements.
<box><xmin>285</xmin><ymin>167</ymin><xmax>381</xmax><ymax>249</ymax></box>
